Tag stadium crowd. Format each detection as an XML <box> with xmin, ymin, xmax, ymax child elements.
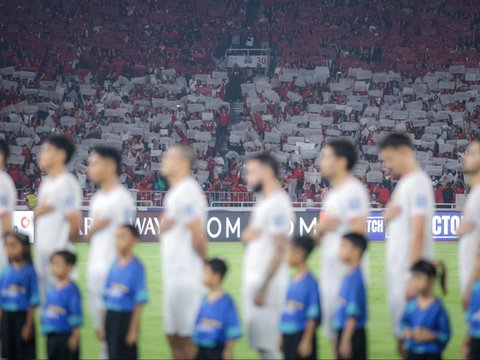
<box><xmin>1</xmin><ymin>0</ymin><xmax>480</xmax><ymax>206</ymax></box>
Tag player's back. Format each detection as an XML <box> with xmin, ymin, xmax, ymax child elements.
<box><xmin>36</xmin><ymin>172</ymin><xmax>81</xmax><ymax>250</ymax></box>
<box><xmin>386</xmin><ymin>170</ymin><xmax>434</xmax><ymax>273</ymax></box>
<box><xmin>88</xmin><ymin>185</ymin><xmax>135</xmax><ymax>271</ymax></box>
<box><xmin>161</xmin><ymin>177</ymin><xmax>206</xmax><ymax>283</ymax></box>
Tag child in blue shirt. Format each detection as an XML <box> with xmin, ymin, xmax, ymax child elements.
<box><xmin>193</xmin><ymin>257</ymin><xmax>242</xmax><ymax>360</ymax></box>
<box><xmin>465</xmin><ymin>278</ymin><xmax>480</xmax><ymax>359</ymax></box>
<box><xmin>401</xmin><ymin>260</ymin><xmax>451</xmax><ymax>360</ymax></box>
<box><xmin>41</xmin><ymin>250</ymin><xmax>83</xmax><ymax>360</ymax></box>
<box><xmin>279</xmin><ymin>235</ymin><xmax>321</xmax><ymax>360</ymax></box>
<box><xmin>0</xmin><ymin>231</ymin><xmax>39</xmax><ymax>360</ymax></box>
<box><xmin>102</xmin><ymin>225</ymin><xmax>148</xmax><ymax>360</ymax></box>
<box><xmin>334</xmin><ymin>233</ymin><xmax>368</xmax><ymax>360</ymax></box>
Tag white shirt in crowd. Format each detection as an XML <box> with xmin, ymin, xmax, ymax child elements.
<box><xmin>0</xmin><ymin>170</ymin><xmax>16</xmax><ymax>269</ymax></box>
<box><xmin>161</xmin><ymin>177</ymin><xmax>207</xmax><ymax>285</ymax></box>
<box><xmin>459</xmin><ymin>185</ymin><xmax>480</xmax><ymax>295</ymax></box>
<box><xmin>243</xmin><ymin>190</ymin><xmax>295</xmax><ymax>306</ymax></box>
<box><xmin>320</xmin><ymin>176</ymin><xmax>369</xmax><ymax>335</ymax></box>
<box><xmin>87</xmin><ymin>185</ymin><xmax>136</xmax><ymax>276</ymax></box>
<box><xmin>36</xmin><ymin>172</ymin><xmax>82</xmax><ymax>252</ymax></box>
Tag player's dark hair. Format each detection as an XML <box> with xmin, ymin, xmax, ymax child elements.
<box><xmin>206</xmin><ymin>257</ymin><xmax>228</xmax><ymax>279</ymax></box>
<box><xmin>379</xmin><ymin>132</ymin><xmax>414</xmax><ymax>151</ymax></box>
<box><xmin>4</xmin><ymin>231</ymin><xmax>32</xmax><ymax>264</ymax></box>
<box><xmin>411</xmin><ymin>259</ymin><xmax>447</xmax><ymax>295</ymax></box>
<box><xmin>51</xmin><ymin>250</ymin><xmax>77</xmax><ymax>266</ymax></box>
<box><xmin>0</xmin><ymin>139</ymin><xmax>9</xmax><ymax>160</ymax></box>
<box><xmin>248</xmin><ymin>152</ymin><xmax>280</xmax><ymax>179</ymax></box>
<box><xmin>44</xmin><ymin>135</ymin><xmax>76</xmax><ymax>164</ymax></box>
<box><xmin>343</xmin><ymin>233</ymin><xmax>368</xmax><ymax>254</ymax></box>
<box><xmin>292</xmin><ymin>235</ymin><xmax>315</xmax><ymax>259</ymax></box>
<box><xmin>120</xmin><ymin>224</ymin><xmax>141</xmax><ymax>239</ymax></box>
<box><xmin>326</xmin><ymin>138</ymin><xmax>357</xmax><ymax>171</ymax></box>
<box><xmin>92</xmin><ymin>146</ymin><xmax>122</xmax><ymax>176</ymax></box>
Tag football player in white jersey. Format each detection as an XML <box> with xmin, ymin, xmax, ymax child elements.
<box><xmin>86</xmin><ymin>147</ymin><xmax>136</xmax><ymax>358</ymax></box>
<box><xmin>457</xmin><ymin>138</ymin><xmax>480</xmax><ymax>310</ymax></box>
<box><xmin>241</xmin><ymin>152</ymin><xmax>295</xmax><ymax>359</ymax></box>
<box><xmin>35</xmin><ymin>135</ymin><xmax>82</xmax><ymax>299</ymax></box>
<box><xmin>314</xmin><ymin>139</ymin><xmax>369</xmax><ymax>341</ymax></box>
<box><xmin>0</xmin><ymin>140</ymin><xmax>16</xmax><ymax>270</ymax></box>
<box><xmin>379</xmin><ymin>132</ymin><xmax>435</xmax><ymax>355</ymax></box>
<box><xmin>159</xmin><ymin>145</ymin><xmax>207</xmax><ymax>360</ymax></box>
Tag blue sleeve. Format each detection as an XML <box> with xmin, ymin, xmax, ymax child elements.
<box><xmin>435</xmin><ymin>305</ymin><xmax>451</xmax><ymax>347</ymax></box>
<box><xmin>28</xmin><ymin>267</ymin><xmax>40</xmax><ymax>307</ymax></box>
<box><xmin>224</xmin><ymin>298</ymin><xmax>242</xmax><ymax>341</ymax></box>
<box><xmin>345</xmin><ymin>276</ymin><xmax>362</xmax><ymax>319</ymax></box>
<box><xmin>132</xmin><ymin>262</ymin><xmax>148</xmax><ymax>305</ymax></box>
<box><xmin>305</xmin><ymin>279</ymin><xmax>321</xmax><ymax>323</ymax></box>
<box><xmin>400</xmin><ymin>300</ymin><xmax>415</xmax><ymax>331</ymax></box>
<box><xmin>67</xmin><ymin>286</ymin><xmax>83</xmax><ymax>328</ymax></box>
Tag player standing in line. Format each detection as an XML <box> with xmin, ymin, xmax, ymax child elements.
<box><xmin>379</xmin><ymin>132</ymin><xmax>435</xmax><ymax>355</ymax></box>
<box><xmin>35</xmin><ymin>135</ymin><xmax>82</xmax><ymax>300</ymax></box>
<box><xmin>159</xmin><ymin>145</ymin><xmax>207</xmax><ymax>360</ymax></box>
<box><xmin>86</xmin><ymin>147</ymin><xmax>136</xmax><ymax>358</ymax></box>
<box><xmin>314</xmin><ymin>139</ymin><xmax>369</xmax><ymax>342</ymax></box>
<box><xmin>241</xmin><ymin>152</ymin><xmax>295</xmax><ymax>359</ymax></box>
<box><xmin>0</xmin><ymin>139</ymin><xmax>17</xmax><ymax>271</ymax></box>
<box><xmin>457</xmin><ymin>138</ymin><xmax>480</xmax><ymax>310</ymax></box>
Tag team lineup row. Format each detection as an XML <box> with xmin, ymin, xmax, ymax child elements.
<box><xmin>0</xmin><ymin>134</ymin><xmax>479</xmax><ymax>360</ymax></box>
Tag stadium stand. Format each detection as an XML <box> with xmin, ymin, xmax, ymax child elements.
<box><xmin>0</xmin><ymin>0</ymin><xmax>479</xmax><ymax>206</ymax></box>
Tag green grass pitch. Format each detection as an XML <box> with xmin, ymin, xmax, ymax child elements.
<box><xmin>35</xmin><ymin>242</ymin><xmax>464</xmax><ymax>359</ymax></box>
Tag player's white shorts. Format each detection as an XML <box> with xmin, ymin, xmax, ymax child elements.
<box><xmin>87</xmin><ymin>266</ymin><xmax>109</xmax><ymax>331</ymax></box>
<box><xmin>163</xmin><ymin>280</ymin><xmax>203</xmax><ymax>337</ymax></box>
<box><xmin>387</xmin><ymin>271</ymin><xmax>409</xmax><ymax>338</ymax></box>
<box><xmin>243</xmin><ymin>283</ymin><xmax>283</xmax><ymax>353</ymax></box>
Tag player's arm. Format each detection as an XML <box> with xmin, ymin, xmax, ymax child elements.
<box><xmin>222</xmin><ymin>340</ymin><xmax>234</xmax><ymax>360</ymax></box>
<box><xmin>349</xmin><ymin>216</ymin><xmax>367</xmax><ymax>236</ymax></box>
<box><xmin>34</xmin><ymin>202</ymin><xmax>55</xmax><ymax>219</ymax></box>
<box><xmin>159</xmin><ymin>216</ymin><xmax>175</xmax><ymax>233</ymax></box>
<box><xmin>338</xmin><ymin>317</ymin><xmax>356</xmax><ymax>359</ymax></box>
<box><xmin>457</xmin><ymin>220</ymin><xmax>476</xmax><ymax>237</ymax></box>
<box><xmin>313</xmin><ymin>215</ymin><xmax>341</xmax><ymax>244</ymax></box>
<box><xmin>410</xmin><ymin>214</ymin><xmax>427</xmax><ymax>266</ymax></box>
<box><xmin>254</xmin><ymin>233</ymin><xmax>288</xmax><ymax>306</ymax></box>
<box><xmin>240</xmin><ymin>225</ymin><xmax>261</xmax><ymax>245</ymax></box>
<box><xmin>21</xmin><ymin>306</ymin><xmax>35</xmax><ymax>341</ymax></box>
<box><xmin>126</xmin><ymin>304</ymin><xmax>143</xmax><ymax>346</ymax></box>
<box><xmin>0</xmin><ymin>211</ymin><xmax>12</xmax><ymax>234</ymax></box>
<box><xmin>462</xmin><ymin>334</ymin><xmax>471</xmax><ymax>360</ymax></box>
<box><xmin>68</xmin><ymin>327</ymin><xmax>80</xmax><ymax>352</ymax></box>
<box><xmin>86</xmin><ymin>217</ymin><xmax>111</xmax><ymax>241</ymax></box>
<box><xmin>187</xmin><ymin>217</ymin><xmax>206</xmax><ymax>260</ymax></box>
<box><xmin>463</xmin><ymin>247</ymin><xmax>480</xmax><ymax>310</ymax></box>
<box><xmin>66</xmin><ymin>210</ymin><xmax>82</xmax><ymax>241</ymax></box>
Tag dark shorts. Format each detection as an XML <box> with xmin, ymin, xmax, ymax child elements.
<box><xmin>1</xmin><ymin>310</ymin><xmax>36</xmax><ymax>360</ymax></box>
<box><xmin>406</xmin><ymin>351</ymin><xmax>441</xmax><ymax>360</ymax></box>
<box><xmin>46</xmin><ymin>332</ymin><xmax>79</xmax><ymax>360</ymax></box>
<box><xmin>282</xmin><ymin>331</ymin><xmax>317</xmax><ymax>360</ymax></box>
<box><xmin>470</xmin><ymin>337</ymin><xmax>480</xmax><ymax>360</ymax></box>
<box><xmin>336</xmin><ymin>328</ymin><xmax>367</xmax><ymax>360</ymax></box>
<box><xmin>195</xmin><ymin>345</ymin><xmax>224</xmax><ymax>360</ymax></box>
<box><xmin>105</xmin><ymin>310</ymin><xmax>137</xmax><ymax>360</ymax></box>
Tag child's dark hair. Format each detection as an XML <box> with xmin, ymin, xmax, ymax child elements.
<box><xmin>206</xmin><ymin>257</ymin><xmax>228</xmax><ymax>279</ymax></box>
<box><xmin>51</xmin><ymin>250</ymin><xmax>77</xmax><ymax>266</ymax></box>
<box><xmin>343</xmin><ymin>233</ymin><xmax>368</xmax><ymax>254</ymax></box>
<box><xmin>121</xmin><ymin>224</ymin><xmax>140</xmax><ymax>239</ymax></box>
<box><xmin>4</xmin><ymin>231</ymin><xmax>32</xmax><ymax>264</ymax></box>
<box><xmin>292</xmin><ymin>235</ymin><xmax>315</xmax><ymax>259</ymax></box>
<box><xmin>411</xmin><ymin>259</ymin><xmax>447</xmax><ymax>295</ymax></box>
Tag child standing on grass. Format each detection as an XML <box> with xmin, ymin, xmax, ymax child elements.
<box><xmin>102</xmin><ymin>225</ymin><xmax>148</xmax><ymax>360</ymax></box>
<box><xmin>193</xmin><ymin>257</ymin><xmax>242</xmax><ymax>360</ymax></box>
<box><xmin>464</xmin><ymin>275</ymin><xmax>480</xmax><ymax>359</ymax></box>
<box><xmin>279</xmin><ymin>235</ymin><xmax>321</xmax><ymax>360</ymax></box>
<box><xmin>334</xmin><ymin>233</ymin><xmax>368</xmax><ymax>360</ymax></box>
<box><xmin>401</xmin><ymin>260</ymin><xmax>451</xmax><ymax>360</ymax></box>
<box><xmin>0</xmin><ymin>231</ymin><xmax>39</xmax><ymax>360</ymax></box>
<box><xmin>41</xmin><ymin>250</ymin><xmax>82</xmax><ymax>360</ymax></box>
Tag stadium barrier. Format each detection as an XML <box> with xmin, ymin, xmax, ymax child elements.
<box><xmin>14</xmin><ymin>209</ymin><xmax>461</xmax><ymax>243</ymax></box>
